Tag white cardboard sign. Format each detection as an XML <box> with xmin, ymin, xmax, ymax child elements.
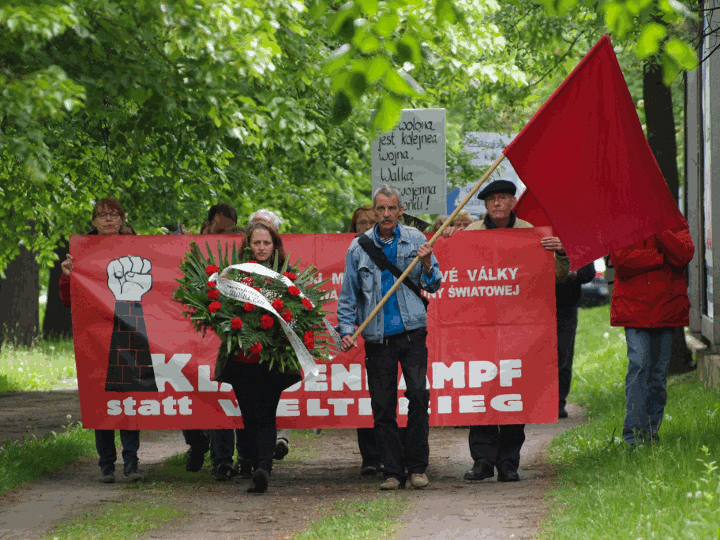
<box><xmin>372</xmin><ymin>108</ymin><xmax>446</xmax><ymax>214</ymax></box>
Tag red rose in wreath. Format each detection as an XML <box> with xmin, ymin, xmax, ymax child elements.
<box><xmin>208</xmin><ymin>289</ymin><xmax>220</xmax><ymax>300</ymax></box>
<box><xmin>205</xmin><ymin>265</ymin><xmax>220</xmax><ymax>276</ymax></box>
<box><xmin>248</xmin><ymin>260</ymin><xmax>258</xmax><ymax>264</ymax></box>
<box><xmin>288</xmin><ymin>285</ymin><xmax>301</xmax><ymax>296</ymax></box>
<box><xmin>208</xmin><ymin>301</ymin><xmax>221</xmax><ymax>313</ymax></box>
<box><xmin>241</xmin><ymin>277</ymin><xmax>254</xmax><ymax>286</ymax></box>
<box><xmin>249</xmin><ymin>342</ymin><xmax>262</xmax><ymax>354</ymax></box>
<box><xmin>207</xmin><ymin>280</ymin><xmax>216</xmax><ymax>288</ymax></box>
<box><xmin>301</xmin><ymin>298</ymin><xmax>313</xmax><ymax>309</ymax></box>
<box><xmin>260</xmin><ymin>314</ymin><xmax>275</xmax><ymax>330</ymax></box>
<box><xmin>281</xmin><ymin>309</ymin><xmax>293</xmax><ymax>323</ymax></box>
<box><xmin>283</xmin><ymin>272</ymin><xmax>297</xmax><ymax>281</ymax></box>
<box><xmin>243</xmin><ymin>302</ymin><xmax>255</xmax><ymax>312</ymax></box>
<box><xmin>231</xmin><ymin>318</ymin><xmax>243</xmax><ymax>330</ymax></box>
<box><xmin>253</xmin><ymin>287</ymin><xmax>261</xmax><ymax>293</ymax></box>
<box><xmin>272</xmin><ymin>298</ymin><xmax>285</xmax><ymax>311</ymax></box>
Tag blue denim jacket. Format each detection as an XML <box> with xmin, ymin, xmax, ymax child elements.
<box><xmin>337</xmin><ymin>223</ymin><xmax>442</xmax><ymax>343</ymax></box>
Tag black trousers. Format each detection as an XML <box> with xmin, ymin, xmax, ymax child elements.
<box><xmin>468</xmin><ymin>424</ymin><xmax>526</xmax><ymax>470</ymax></box>
<box><xmin>557</xmin><ymin>307</ymin><xmax>579</xmax><ymax>410</ymax></box>
<box><xmin>365</xmin><ymin>328</ymin><xmax>430</xmax><ymax>482</ymax></box>
<box><xmin>356</xmin><ymin>428</ymin><xmax>380</xmax><ymax>466</ymax></box>
<box><xmin>181</xmin><ymin>428</ymin><xmax>236</xmax><ymax>468</ymax></box>
<box><xmin>226</xmin><ymin>361</ymin><xmax>284</xmax><ymax>473</ymax></box>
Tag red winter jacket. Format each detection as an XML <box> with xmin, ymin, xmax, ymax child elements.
<box><xmin>609</xmin><ymin>224</ymin><xmax>694</xmax><ymax>328</ymax></box>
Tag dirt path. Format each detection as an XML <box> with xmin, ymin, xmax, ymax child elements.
<box><xmin>0</xmin><ymin>390</ymin><xmax>583</xmax><ymax>540</ymax></box>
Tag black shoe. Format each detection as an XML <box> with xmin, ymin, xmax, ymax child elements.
<box><xmin>98</xmin><ymin>468</ymin><xmax>116</xmax><ymax>484</ymax></box>
<box><xmin>558</xmin><ymin>407</ymin><xmax>569</xmax><ymax>419</ymax></box>
<box><xmin>185</xmin><ymin>445</ymin><xmax>207</xmax><ymax>473</ymax></box>
<box><xmin>237</xmin><ymin>459</ymin><xmax>254</xmax><ymax>479</ymax></box>
<box><xmin>247</xmin><ymin>469</ymin><xmax>269</xmax><ymax>493</ymax></box>
<box><xmin>123</xmin><ymin>461</ymin><xmax>143</xmax><ymax>482</ymax></box>
<box><xmin>273</xmin><ymin>439</ymin><xmax>289</xmax><ymax>460</ymax></box>
<box><xmin>360</xmin><ymin>463</ymin><xmax>379</xmax><ymax>476</ymax></box>
<box><xmin>497</xmin><ymin>465</ymin><xmax>520</xmax><ymax>482</ymax></box>
<box><xmin>213</xmin><ymin>462</ymin><xmax>238</xmax><ymax>481</ymax></box>
<box><xmin>464</xmin><ymin>461</ymin><xmax>494</xmax><ymax>481</ymax></box>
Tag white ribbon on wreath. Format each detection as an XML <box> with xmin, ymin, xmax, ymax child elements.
<box><xmin>209</xmin><ymin>263</ymin><xmax>340</xmax><ymax>382</ymax></box>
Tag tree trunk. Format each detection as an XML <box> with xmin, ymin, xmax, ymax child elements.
<box><xmin>0</xmin><ymin>246</ymin><xmax>40</xmax><ymax>348</ymax></box>
<box><xmin>42</xmin><ymin>241</ymin><xmax>73</xmax><ymax>339</ymax></box>
<box><xmin>643</xmin><ymin>59</ymin><xmax>695</xmax><ymax>374</ymax></box>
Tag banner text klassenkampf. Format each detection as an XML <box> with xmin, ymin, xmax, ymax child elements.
<box><xmin>70</xmin><ymin>229</ymin><xmax>558</xmax><ymax>430</ymax></box>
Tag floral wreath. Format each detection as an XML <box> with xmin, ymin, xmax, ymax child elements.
<box><xmin>173</xmin><ymin>241</ymin><xmax>335</xmax><ymax>374</ymax></box>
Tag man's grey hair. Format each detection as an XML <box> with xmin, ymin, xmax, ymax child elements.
<box><xmin>248</xmin><ymin>208</ymin><xmax>284</xmax><ymax>230</ymax></box>
<box><xmin>372</xmin><ymin>185</ymin><xmax>404</xmax><ymax>209</ymax></box>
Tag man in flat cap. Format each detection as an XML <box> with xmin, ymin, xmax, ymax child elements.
<box><xmin>457</xmin><ymin>180</ymin><xmax>569</xmax><ymax>482</ymax></box>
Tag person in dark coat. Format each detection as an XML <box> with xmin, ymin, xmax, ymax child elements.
<box><xmin>556</xmin><ymin>262</ymin><xmax>597</xmax><ymax>418</ymax></box>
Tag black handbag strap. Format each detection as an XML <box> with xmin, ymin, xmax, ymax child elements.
<box><xmin>357</xmin><ymin>235</ymin><xmax>429</xmax><ymax>309</ymax></box>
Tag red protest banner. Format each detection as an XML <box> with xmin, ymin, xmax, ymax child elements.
<box><xmin>69</xmin><ymin>228</ymin><xmax>557</xmax><ymax>429</ymax></box>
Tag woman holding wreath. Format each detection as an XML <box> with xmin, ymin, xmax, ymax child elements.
<box><xmin>212</xmin><ymin>221</ymin><xmax>301</xmax><ymax>494</ymax></box>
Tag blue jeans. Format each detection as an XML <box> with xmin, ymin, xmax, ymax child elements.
<box><xmin>95</xmin><ymin>430</ymin><xmax>140</xmax><ymax>472</ymax></box>
<box><xmin>623</xmin><ymin>327</ymin><xmax>673</xmax><ymax>444</ymax></box>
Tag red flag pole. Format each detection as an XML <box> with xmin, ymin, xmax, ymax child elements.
<box><xmin>350</xmin><ymin>153</ymin><xmax>506</xmax><ymax>342</ymax></box>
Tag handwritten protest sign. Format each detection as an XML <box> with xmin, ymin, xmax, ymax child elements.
<box><xmin>372</xmin><ymin>108</ymin><xmax>446</xmax><ymax>214</ymax></box>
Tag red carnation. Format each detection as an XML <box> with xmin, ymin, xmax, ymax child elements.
<box><xmin>248</xmin><ymin>260</ymin><xmax>258</xmax><ymax>264</ymax></box>
<box><xmin>283</xmin><ymin>271</ymin><xmax>297</xmax><ymax>281</ymax></box>
<box><xmin>231</xmin><ymin>318</ymin><xmax>243</xmax><ymax>330</ymax></box>
<box><xmin>206</xmin><ymin>265</ymin><xmax>220</xmax><ymax>276</ymax></box>
<box><xmin>207</xmin><ymin>281</ymin><xmax>216</xmax><ymax>288</ymax></box>
<box><xmin>301</xmin><ymin>298</ymin><xmax>313</xmax><ymax>309</ymax></box>
<box><xmin>249</xmin><ymin>342</ymin><xmax>262</xmax><ymax>354</ymax></box>
<box><xmin>288</xmin><ymin>285</ymin><xmax>301</xmax><ymax>296</ymax></box>
<box><xmin>241</xmin><ymin>277</ymin><xmax>254</xmax><ymax>286</ymax></box>
<box><xmin>208</xmin><ymin>289</ymin><xmax>220</xmax><ymax>300</ymax></box>
<box><xmin>303</xmin><ymin>330</ymin><xmax>315</xmax><ymax>349</ymax></box>
<box><xmin>243</xmin><ymin>303</ymin><xmax>254</xmax><ymax>312</ymax></box>
<box><xmin>281</xmin><ymin>309</ymin><xmax>293</xmax><ymax>323</ymax></box>
<box><xmin>260</xmin><ymin>314</ymin><xmax>275</xmax><ymax>330</ymax></box>
<box><xmin>253</xmin><ymin>287</ymin><xmax>261</xmax><ymax>293</ymax></box>
<box><xmin>272</xmin><ymin>298</ymin><xmax>285</xmax><ymax>311</ymax></box>
<box><xmin>208</xmin><ymin>301</ymin><xmax>221</xmax><ymax>313</ymax></box>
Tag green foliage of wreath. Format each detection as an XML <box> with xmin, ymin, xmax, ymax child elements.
<box><xmin>173</xmin><ymin>240</ymin><xmax>333</xmax><ymax>373</ymax></box>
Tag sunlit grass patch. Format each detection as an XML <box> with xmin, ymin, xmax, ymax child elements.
<box><xmin>0</xmin><ymin>422</ymin><xmax>95</xmax><ymax>495</ymax></box>
<box><xmin>0</xmin><ymin>338</ymin><xmax>77</xmax><ymax>392</ymax></box>
<box><xmin>293</xmin><ymin>495</ymin><xmax>408</xmax><ymax>540</ymax></box>
<box><xmin>542</xmin><ymin>305</ymin><xmax>720</xmax><ymax>539</ymax></box>
<box><xmin>44</xmin><ymin>498</ymin><xmax>185</xmax><ymax>540</ymax></box>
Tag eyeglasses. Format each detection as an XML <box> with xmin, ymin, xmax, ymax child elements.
<box><xmin>96</xmin><ymin>212</ymin><xmax>122</xmax><ymax>219</ymax></box>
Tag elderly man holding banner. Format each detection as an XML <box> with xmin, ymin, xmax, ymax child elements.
<box><xmin>456</xmin><ymin>179</ymin><xmax>570</xmax><ymax>482</ymax></box>
<box><xmin>338</xmin><ymin>184</ymin><xmax>442</xmax><ymax>491</ymax></box>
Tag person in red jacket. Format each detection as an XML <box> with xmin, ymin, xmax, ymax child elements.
<box><xmin>609</xmin><ymin>223</ymin><xmax>694</xmax><ymax>445</ymax></box>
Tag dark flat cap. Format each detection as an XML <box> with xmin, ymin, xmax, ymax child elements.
<box><xmin>477</xmin><ymin>180</ymin><xmax>517</xmax><ymax>200</ymax></box>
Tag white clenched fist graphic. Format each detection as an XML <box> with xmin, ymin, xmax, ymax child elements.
<box><xmin>107</xmin><ymin>256</ymin><xmax>153</xmax><ymax>301</ymax></box>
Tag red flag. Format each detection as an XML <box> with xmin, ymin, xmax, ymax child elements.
<box><xmin>513</xmin><ymin>189</ymin><xmax>553</xmax><ymax>230</ymax></box>
<box><xmin>503</xmin><ymin>35</ymin><xmax>686</xmax><ymax>270</ymax></box>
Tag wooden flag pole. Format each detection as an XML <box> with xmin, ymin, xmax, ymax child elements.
<box><xmin>350</xmin><ymin>153</ymin><xmax>507</xmax><ymax>342</ymax></box>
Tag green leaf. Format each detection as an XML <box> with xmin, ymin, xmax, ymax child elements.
<box><xmin>660</xmin><ymin>52</ymin><xmax>681</xmax><ymax>86</ymax></box>
<box><xmin>372</xmin><ymin>95</ymin><xmax>403</xmax><ymax>132</ymax></box>
<box><xmin>397</xmin><ymin>35</ymin><xmax>421</xmax><ymax>64</ymax></box>
<box><xmin>322</xmin><ymin>44</ymin><xmax>352</xmax><ymax>75</ymax></box>
<box><xmin>383</xmin><ymin>69</ymin><xmax>422</xmax><ymax>97</ymax></box>
<box><xmin>357</xmin><ymin>0</ymin><xmax>379</xmax><ymax>16</ymax></box>
<box><xmin>344</xmin><ymin>71</ymin><xmax>367</xmax><ymax>100</ymax></box>
<box><xmin>375</xmin><ymin>12</ymin><xmax>399</xmax><ymax>37</ymax></box>
<box><xmin>434</xmin><ymin>0</ymin><xmax>458</xmax><ymax>24</ymax></box>
<box><xmin>665</xmin><ymin>38</ymin><xmax>698</xmax><ymax>71</ymax></box>
<box><xmin>366</xmin><ymin>56</ymin><xmax>391</xmax><ymax>83</ymax></box>
<box><xmin>635</xmin><ymin>23</ymin><xmax>666</xmax><ymax>59</ymax></box>
<box><xmin>331</xmin><ymin>91</ymin><xmax>353</xmax><ymax>123</ymax></box>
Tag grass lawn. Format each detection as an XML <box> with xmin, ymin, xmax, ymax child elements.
<box><xmin>542</xmin><ymin>305</ymin><xmax>720</xmax><ymax>539</ymax></box>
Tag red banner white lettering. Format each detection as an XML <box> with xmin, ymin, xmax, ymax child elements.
<box><xmin>70</xmin><ymin>228</ymin><xmax>557</xmax><ymax>429</ymax></box>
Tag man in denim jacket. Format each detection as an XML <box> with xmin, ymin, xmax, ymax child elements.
<box><xmin>338</xmin><ymin>185</ymin><xmax>442</xmax><ymax>491</ymax></box>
